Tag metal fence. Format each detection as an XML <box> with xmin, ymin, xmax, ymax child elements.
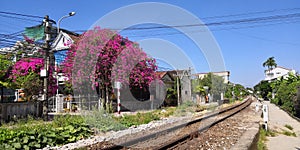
<box><xmin>48</xmin><ymin>94</ymin><xmax>101</xmax><ymax>113</ymax></box>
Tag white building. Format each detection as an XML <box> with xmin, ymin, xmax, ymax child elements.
<box><xmin>264</xmin><ymin>66</ymin><xmax>296</xmax><ymax>81</ymax></box>
<box><xmin>194</xmin><ymin>71</ymin><xmax>230</xmax><ymax>83</ymax></box>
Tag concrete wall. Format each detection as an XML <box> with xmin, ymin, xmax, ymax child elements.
<box><xmin>0</xmin><ymin>102</ymin><xmax>42</xmax><ymax>122</ymax></box>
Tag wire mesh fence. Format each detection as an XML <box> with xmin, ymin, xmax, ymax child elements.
<box><xmin>48</xmin><ymin>94</ymin><xmax>101</xmax><ymax>113</ymax></box>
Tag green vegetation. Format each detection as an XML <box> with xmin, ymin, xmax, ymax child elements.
<box><xmin>257</xmin><ymin>128</ymin><xmax>267</xmax><ymax>150</ymax></box>
<box><xmin>114</xmin><ymin>112</ymin><xmax>160</xmax><ymax>128</ymax></box>
<box><xmin>152</xmin><ymin>107</ymin><xmax>176</xmax><ymax>118</ymax></box>
<box><xmin>255</xmin><ymin>57</ymin><xmax>300</xmax><ymax>118</ymax></box>
<box><xmin>1</xmin><ymin>115</ymin><xmax>44</xmax><ymax>129</ymax></box>
<box><xmin>270</xmin><ymin>75</ymin><xmax>300</xmax><ymax>116</ymax></box>
<box><xmin>284</xmin><ymin>124</ymin><xmax>294</xmax><ymax>131</ymax></box>
<box><xmin>0</xmin><ymin>98</ymin><xmax>233</xmax><ymax>149</ymax></box>
<box><xmin>254</xmin><ymin>80</ymin><xmax>272</xmax><ymax>100</ymax></box>
<box><xmin>192</xmin><ymin>73</ymin><xmax>250</xmax><ymax>102</ymax></box>
<box><xmin>257</xmin><ymin>127</ymin><xmax>276</xmax><ymax>150</ymax></box>
<box><xmin>173</xmin><ymin>100</ymin><xmax>198</xmax><ymax>116</ymax></box>
<box><xmin>0</xmin><ymin>115</ymin><xmax>92</xmax><ymax>150</ymax></box>
<box><xmin>0</xmin><ymin>54</ymin><xmax>14</xmax><ymax>88</ymax></box>
<box><xmin>263</xmin><ymin>56</ymin><xmax>277</xmax><ymax>72</ymax></box>
<box><xmin>192</xmin><ymin>73</ymin><xmax>227</xmax><ymax>100</ymax></box>
<box><xmin>281</xmin><ymin>130</ymin><xmax>297</xmax><ymax>137</ymax></box>
<box><xmin>84</xmin><ymin>109</ymin><xmax>125</xmax><ymax>132</ymax></box>
<box><xmin>225</xmin><ymin>83</ymin><xmax>250</xmax><ymax>101</ymax></box>
<box><xmin>257</xmin><ymin>124</ymin><xmax>296</xmax><ymax>150</ymax></box>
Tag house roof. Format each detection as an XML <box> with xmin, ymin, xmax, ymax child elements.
<box><xmin>155</xmin><ymin>71</ymin><xmax>176</xmax><ymax>81</ymax></box>
<box><xmin>275</xmin><ymin>66</ymin><xmax>293</xmax><ymax>71</ymax></box>
<box><xmin>193</xmin><ymin>71</ymin><xmax>230</xmax><ymax>76</ymax></box>
<box><xmin>156</xmin><ymin>71</ymin><xmax>168</xmax><ymax>79</ymax></box>
<box><xmin>51</xmin><ymin>31</ymin><xmax>81</xmax><ymax>51</ymax></box>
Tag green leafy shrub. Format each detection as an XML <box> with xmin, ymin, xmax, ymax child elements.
<box><xmin>0</xmin><ymin>115</ymin><xmax>93</xmax><ymax>150</ymax></box>
<box><xmin>271</xmin><ymin>75</ymin><xmax>300</xmax><ymax>116</ymax></box>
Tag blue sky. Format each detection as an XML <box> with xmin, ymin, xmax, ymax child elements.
<box><xmin>1</xmin><ymin>0</ymin><xmax>300</xmax><ymax>87</ymax></box>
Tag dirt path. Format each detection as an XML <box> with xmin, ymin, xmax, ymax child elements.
<box><xmin>264</xmin><ymin>101</ymin><xmax>300</xmax><ymax>150</ymax></box>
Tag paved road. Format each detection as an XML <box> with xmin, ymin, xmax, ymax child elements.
<box><xmin>264</xmin><ymin>101</ymin><xmax>300</xmax><ymax>150</ymax></box>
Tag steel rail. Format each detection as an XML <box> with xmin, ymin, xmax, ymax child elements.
<box><xmin>100</xmin><ymin>97</ymin><xmax>252</xmax><ymax>150</ymax></box>
<box><xmin>156</xmin><ymin>98</ymin><xmax>252</xmax><ymax>150</ymax></box>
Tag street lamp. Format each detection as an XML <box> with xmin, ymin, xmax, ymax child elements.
<box><xmin>55</xmin><ymin>12</ymin><xmax>76</xmax><ymax>113</ymax></box>
<box><xmin>57</xmin><ymin>12</ymin><xmax>76</xmax><ymax>34</ymax></box>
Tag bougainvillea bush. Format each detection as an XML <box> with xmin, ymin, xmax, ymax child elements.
<box><xmin>62</xmin><ymin>27</ymin><xmax>157</xmax><ymax>105</ymax></box>
<box><xmin>9</xmin><ymin>58</ymin><xmax>57</xmax><ymax>100</ymax></box>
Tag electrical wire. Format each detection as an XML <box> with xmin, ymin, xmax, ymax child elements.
<box><xmin>0</xmin><ymin>11</ymin><xmax>44</xmax><ymax>19</ymax></box>
<box><xmin>0</xmin><ymin>14</ymin><xmax>41</xmax><ymax>23</ymax></box>
<box><xmin>2</xmin><ymin>8</ymin><xmax>300</xmax><ymax>48</ymax></box>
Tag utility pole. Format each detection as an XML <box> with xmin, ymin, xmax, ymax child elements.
<box><xmin>176</xmin><ymin>75</ymin><xmax>180</xmax><ymax>106</ymax></box>
<box><xmin>42</xmin><ymin>15</ymin><xmax>52</xmax><ymax>120</ymax></box>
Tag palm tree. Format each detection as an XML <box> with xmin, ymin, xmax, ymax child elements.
<box><xmin>263</xmin><ymin>57</ymin><xmax>277</xmax><ymax>72</ymax></box>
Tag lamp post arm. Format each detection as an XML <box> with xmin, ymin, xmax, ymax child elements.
<box><xmin>57</xmin><ymin>15</ymin><xmax>71</xmax><ymax>34</ymax></box>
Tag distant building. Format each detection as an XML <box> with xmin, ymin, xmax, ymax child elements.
<box><xmin>194</xmin><ymin>71</ymin><xmax>230</xmax><ymax>83</ymax></box>
<box><xmin>156</xmin><ymin>71</ymin><xmax>176</xmax><ymax>88</ymax></box>
<box><xmin>264</xmin><ymin>66</ymin><xmax>296</xmax><ymax>81</ymax></box>
<box><xmin>155</xmin><ymin>69</ymin><xmax>192</xmax><ymax>104</ymax></box>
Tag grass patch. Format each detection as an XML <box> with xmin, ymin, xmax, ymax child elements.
<box><xmin>257</xmin><ymin>127</ymin><xmax>277</xmax><ymax>150</ymax></box>
<box><xmin>281</xmin><ymin>130</ymin><xmax>297</xmax><ymax>137</ymax></box>
<box><xmin>83</xmin><ymin>109</ymin><xmax>126</xmax><ymax>132</ymax></box>
<box><xmin>173</xmin><ymin>101</ymin><xmax>199</xmax><ymax>116</ymax></box>
<box><xmin>114</xmin><ymin>112</ymin><xmax>160</xmax><ymax>128</ymax></box>
<box><xmin>284</xmin><ymin>124</ymin><xmax>293</xmax><ymax>130</ymax></box>
<box><xmin>152</xmin><ymin>107</ymin><xmax>176</xmax><ymax>118</ymax></box>
<box><xmin>1</xmin><ymin>115</ymin><xmax>45</xmax><ymax>128</ymax></box>
<box><xmin>257</xmin><ymin>128</ymin><xmax>267</xmax><ymax>150</ymax></box>
<box><xmin>195</xmin><ymin>105</ymin><xmax>207</xmax><ymax>112</ymax></box>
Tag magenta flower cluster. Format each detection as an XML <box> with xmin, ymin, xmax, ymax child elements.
<box><xmin>10</xmin><ymin>58</ymin><xmax>44</xmax><ymax>80</ymax></box>
<box><xmin>10</xmin><ymin>57</ymin><xmax>57</xmax><ymax>95</ymax></box>
<box><xmin>62</xmin><ymin>27</ymin><xmax>158</xmax><ymax>91</ymax></box>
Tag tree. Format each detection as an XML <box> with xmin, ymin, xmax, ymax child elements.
<box><xmin>0</xmin><ymin>54</ymin><xmax>14</xmax><ymax>102</ymax></box>
<box><xmin>0</xmin><ymin>54</ymin><xmax>14</xmax><ymax>87</ymax></box>
<box><xmin>9</xmin><ymin>58</ymin><xmax>57</xmax><ymax>101</ymax></box>
<box><xmin>192</xmin><ymin>73</ymin><xmax>226</xmax><ymax>101</ymax></box>
<box><xmin>62</xmin><ymin>27</ymin><xmax>157</xmax><ymax>107</ymax></box>
<box><xmin>254</xmin><ymin>80</ymin><xmax>272</xmax><ymax>100</ymax></box>
<box><xmin>263</xmin><ymin>56</ymin><xmax>277</xmax><ymax>72</ymax></box>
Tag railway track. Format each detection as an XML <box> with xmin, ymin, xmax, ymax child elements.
<box><xmin>86</xmin><ymin>97</ymin><xmax>252</xmax><ymax>150</ymax></box>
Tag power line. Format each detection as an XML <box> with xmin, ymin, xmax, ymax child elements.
<box><xmin>2</xmin><ymin>8</ymin><xmax>300</xmax><ymax>48</ymax></box>
<box><xmin>73</xmin><ymin>11</ymin><xmax>300</xmax><ymax>35</ymax></box>
<box><xmin>0</xmin><ymin>14</ymin><xmax>41</xmax><ymax>23</ymax></box>
<box><xmin>114</xmin><ymin>12</ymin><xmax>300</xmax><ymax>31</ymax></box>
<box><xmin>229</xmin><ymin>30</ymin><xmax>300</xmax><ymax>46</ymax></box>
<box><xmin>120</xmin><ymin>19</ymin><xmax>300</xmax><ymax>38</ymax></box>
<box><xmin>0</xmin><ymin>11</ymin><xmax>44</xmax><ymax>19</ymax></box>
<box><xmin>201</xmin><ymin>7</ymin><xmax>300</xmax><ymax>20</ymax></box>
